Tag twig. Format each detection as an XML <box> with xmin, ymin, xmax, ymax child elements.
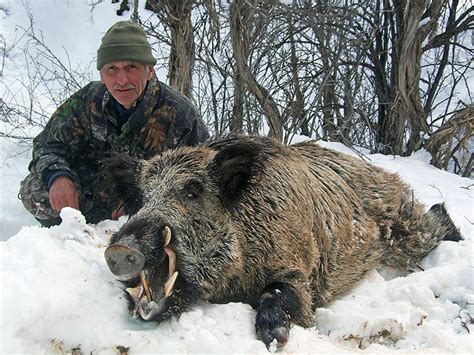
<box><xmin>429</xmin><ymin>184</ymin><xmax>444</xmax><ymax>198</ymax></box>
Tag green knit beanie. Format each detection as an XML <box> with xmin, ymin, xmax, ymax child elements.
<box><xmin>97</xmin><ymin>21</ymin><xmax>157</xmax><ymax>70</ymax></box>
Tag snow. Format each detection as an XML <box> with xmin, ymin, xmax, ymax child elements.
<box><xmin>1</xmin><ymin>1</ymin><xmax>473</xmax><ymax>354</ymax></box>
<box><xmin>1</xmin><ymin>135</ymin><xmax>473</xmax><ymax>354</ymax></box>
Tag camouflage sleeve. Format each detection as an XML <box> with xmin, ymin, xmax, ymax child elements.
<box><xmin>29</xmin><ymin>84</ymin><xmax>92</xmax><ymax>185</ymax></box>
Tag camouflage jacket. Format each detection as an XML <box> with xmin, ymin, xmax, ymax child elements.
<box><xmin>29</xmin><ymin>76</ymin><xmax>209</xmax><ymax>193</ymax></box>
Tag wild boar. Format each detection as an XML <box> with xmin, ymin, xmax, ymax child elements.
<box><xmin>103</xmin><ymin>135</ymin><xmax>461</xmax><ymax>349</ymax></box>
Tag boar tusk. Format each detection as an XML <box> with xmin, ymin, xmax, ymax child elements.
<box><xmin>164</xmin><ymin>246</ymin><xmax>177</xmax><ymax>297</ymax></box>
<box><xmin>127</xmin><ymin>286</ymin><xmax>145</xmax><ymax>318</ymax></box>
<box><xmin>140</xmin><ymin>271</ymin><xmax>153</xmax><ymax>303</ymax></box>
<box><xmin>163</xmin><ymin>226</ymin><xmax>171</xmax><ymax>247</ymax></box>
<box><xmin>164</xmin><ymin>246</ymin><xmax>176</xmax><ymax>277</ymax></box>
<box><xmin>164</xmin><ymin>271</ymin><xmax>178</xmax><ymax>298</ymax></box>
<box><xmin>126</xmin><ymin>286</ymin><xmax>142</xmax><ymax>300</ymax></box>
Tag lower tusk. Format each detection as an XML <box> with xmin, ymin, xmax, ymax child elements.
<box><xmin>126</xmin><ymin>285</ymin><xmax>142</xmax><ymax>300</ymax></box>
<box><xmin>140</xmin><ymin>271</ymin><xmax>153</xmax><ymax>303</ymax></box>
<box><xmin>165</xmin><ymin>246</ymin><xmax>176</xmax><ymax>276</ymax></box>
<box><xmin>127</xmin><ymin>286</ymin><xmax>145</xmax><ymax>318</ymax></box>
<box><xmin>164</xmin><ymin>271</ymin><xmax>178</xmax><ymax>297</ymax></box>
<box><xmin>163</xmin><ymin>244</ymin><xmax>177</xmax><ymax>297</ymax></box>
<box><xmin>163</xmin><ymin>226</ymin><xmax>171</xmax><ymax>247</ymax></box>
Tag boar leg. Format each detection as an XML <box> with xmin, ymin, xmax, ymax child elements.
<box><xmin>255</xmin><ymin>282</ymin><xmax>302</xmax><ymax>349</ymax></box>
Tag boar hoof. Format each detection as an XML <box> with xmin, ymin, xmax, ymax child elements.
<box><xmin>257</xmin><ymin>325</ymin><xmax>289</xmax><ymax>350</ymax></box>
<box><xmin>255</xmin><ymin>305</ymin><xmax>290</xmax><ymax>349</ymax></box>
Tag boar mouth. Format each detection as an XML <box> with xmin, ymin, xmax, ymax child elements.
<box><xmin>124</xmin><ymin>226</ymin><xmax>179</xmax><ymax>321</ymax></box>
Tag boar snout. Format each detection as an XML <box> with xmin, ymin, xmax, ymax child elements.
<box><xmin>105</xmin><ymin>243</ymin><xmax>145</xmax><ymax>278</ymax></box>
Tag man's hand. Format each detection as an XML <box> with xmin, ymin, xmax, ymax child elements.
<box><xmin>49</xmin><ymin>176</ymin><xmax>79</xmax><ymax>212</ymax></box>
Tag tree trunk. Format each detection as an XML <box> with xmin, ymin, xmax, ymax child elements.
<box><xmin>374</xmin><ymin>0</ymin><xmax>407</xmax><ymax>155</ymax></box>
<box><xmin>229</xmin><ymin>0</ymin><xmax>251</xmax><ymax>134</ymax></box>
<box><xmin>146</xmin><ymin>0</ymin><xmax>195</xmax><ymax>99</ymax></box>
<box><xmin>378</xmin><ymin>0</ymin><xmax>447</xmax><ymax>155</ymax></box>
<box><xmin>395</xmin><ymin>0</ymin><xmax>429</xmax><ymax>154</ymax></box>
<box><xmin>311</xmin><ymin>16</ymin><xmax>338</xmax><ymax>141</ymax></box>
<box><xmin>229</xmin><ymin>0</ymin><xmax>283</xmax><ymax>141</ymax></box>
<box><xmin>230</xmin><ymin>69</ymin><xmax>245</xmax><ymax>133</ymax></box>
<box><xmin>426</xmin><ymin>105</ymin><xmax>474</xmax><ymax>177</ymax></box>
<box><xmin>288</xmin><ymin>11</ymin><xmax>307</xmax><ymax>139</ymax></box>
<box><xmin>166</xmin><ymin>1</ymin><xmax>195</xmax><ymax>98</ymax></box>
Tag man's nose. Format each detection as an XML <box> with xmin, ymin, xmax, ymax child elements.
<box><xmin>115</xmin><ymin>69</ymin><xmax>129</xmax><ymax>85</ymax></box>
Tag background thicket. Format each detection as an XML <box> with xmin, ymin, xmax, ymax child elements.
<box><xmin>1</xmin><ymin>0</ymin><xmax>472</xmax><ymax>176</ymax></box>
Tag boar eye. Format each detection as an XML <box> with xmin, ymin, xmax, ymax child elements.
<box><xmin>182</xmin><ymin>179</ymin><xmax>204</xmax><ymax>200</ymax></box>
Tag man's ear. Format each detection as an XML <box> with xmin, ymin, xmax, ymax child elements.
<box><xmin>208</xmin><ymin>137</ymin><xmax>267</xmax><ymax>206</ymax></box>
<box><xmin>101</xmin><ymin>153</ymin><xmax>143</xmax><ymax>216</ymax></box>
<box><xmin>146</xmin><ymin>65</ymin><xmax>155</xmax><ymax>80</ymax></box>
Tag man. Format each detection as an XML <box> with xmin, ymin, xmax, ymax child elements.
<box><xmin>19</xmin><ymin>21</ymin><xmax>209</xmax><ymax>227</ymax></box>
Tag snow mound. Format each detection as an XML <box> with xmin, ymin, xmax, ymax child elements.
<box><xmin>1</xmin><ymin>206</ymin><xmax>473</xmax><ymax>353</ymax></box>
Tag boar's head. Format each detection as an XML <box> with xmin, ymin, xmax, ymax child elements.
<box><xmin>103</xmin><ymin>137</ymin><xmax>267</xmax><ymax>323</ymax></box>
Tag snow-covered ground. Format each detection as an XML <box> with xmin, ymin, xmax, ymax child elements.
<box><xmin>1</xmin><ymin>1</ymin><xmax>473</xmax><ymax>354</ymax></box>
<box><xmin>0</xmin><ymin>136</ymin><xmax>473</xmax><ymax>354</ymax></box>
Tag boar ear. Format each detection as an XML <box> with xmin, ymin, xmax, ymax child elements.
<box><xmin>208</xmin><ymin>138</ymin><xmax>266</xmax><ymax>203</ymax></box>
<box><xmin>101</xmin><ymin>152</ymin><xmax>143</xmax><ymax>215</ymax></box>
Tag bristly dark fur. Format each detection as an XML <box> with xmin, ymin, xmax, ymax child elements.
<box><xmin>208</xmin><ymin>137</ymin><xmax>269</xmax><ymax>207</ymax></box>
<box><xmin>104</xmin><ymin>134</ymin><xmax>462</xmax><ymax>349</ymax></box>
<box><xmin>429</xmin><ymin>203</ymin><xmax>462</xmax><ymax>242</ymax></box>
<box><xmin>101</xmin><ymin>152</ymin><xmax>143</xmax><ymax>216</ymax></box>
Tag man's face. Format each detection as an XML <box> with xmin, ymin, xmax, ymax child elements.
<box><xmin>100</xmin><ymin>61</ymin><xmax>154</xmax><ymax>109</ymax></box>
